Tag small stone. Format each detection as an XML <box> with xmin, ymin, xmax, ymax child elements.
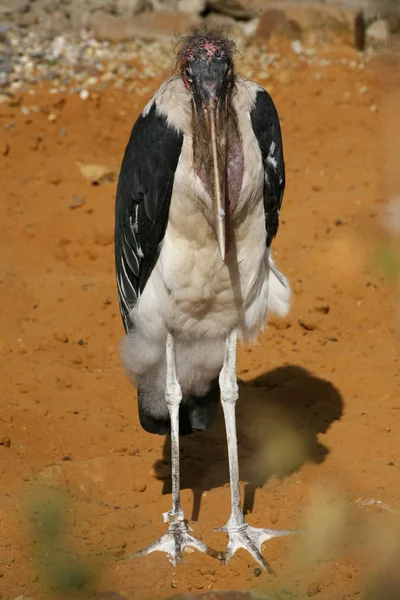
<box><xmin>132</xmin><ymin>481</ymin><xmax>146</xmax><ymax>492</ymax></box>
<box><xmin>76</xmin><ymin>162</ymin><xmax>116</xmax><ymax>185</ymax></box>
<box><xmin>0</xmin><ymin>436</ymin><xmax>11</xmax><ymax>448</ymax></box>
<box><xmin>370</xmin><ymin>104</ymin><xmax>378</xmax><ymax>113</ymax></box>
<box><xmin>254</xmin><ymin>567</ymin><xmax>262</xmax><ymax>577</ymax></box>
<box><xmin>306</xmin><ymin>581</ymin><xmax>321</xmax><ymax>596</ymax></box>
<box><xmin>150</xmin><ymin>460</ymin><xmax>171</xmax><ymax>480</ymax></box>
<box><xmin>269</xmin><ymin>508</ymin><xmax>279</xmax><ymax>524</ymax></box>
<box><xmin>79</xmin><ymin>89</ymin><xmax>89</xmax><ymax>100</ymax></box>
<box><xmin>314</xmin><ymin>305</ymin><xmax>330</xmax><ymax>314</ymax></box>
<box><xmin>298</xmin><ymin>317</ymin><xmax>317</xmax><ymax>331</ymax></box>
<box><xmin>1</xmin><ymin>142</ymin><xmax>10</xmax><ymax>156</ymax></box>
<box><xmin>291</xmin><ymin>40</ymin><xmax>304</xmax><ymax>55</ymax></box>
<box><xmin>68</xmin><ymin>195</ymin><xmax>85</xmax><ymax>210</ymax></box>
<box><xmin>48</xmin><ymin>112</ymin><xmax>58</xmax><ymax>122</ymax></box>
<box><xmin>54</xmin><ymin>331</ymin><xmax>68</xmax><ymax>343</ymax></box>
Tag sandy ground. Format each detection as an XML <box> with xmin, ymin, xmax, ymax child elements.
<box><xmin>1</xmin><ymin>40</ymin><xmax>400</xmax><ymax>600</ymax></box>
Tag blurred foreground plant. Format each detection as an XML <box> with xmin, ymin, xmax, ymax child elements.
<box><xmin>26</xmin><ymin>486</ymin><xmax>100</xmax><ymax>596</ymax></box>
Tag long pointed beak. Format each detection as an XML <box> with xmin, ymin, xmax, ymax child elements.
<box><xmin>207</xmin><ymin>106</ymin><xmax>226</xmax><ymax>262</ymax></box>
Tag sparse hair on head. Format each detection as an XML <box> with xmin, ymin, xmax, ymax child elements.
<box><xmin>175</xmin><ymin>26</ymin><xmax>238</xmax><ymax>71</ymax></box>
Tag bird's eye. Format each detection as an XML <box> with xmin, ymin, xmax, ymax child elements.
<box><xmin>185</xmin><ymin>69</ymin><xmax>192</xmax><ymax>83</ymax></box>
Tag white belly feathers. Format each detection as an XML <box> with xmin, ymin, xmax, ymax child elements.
<box><xmin>131</xmin><ymin>75</ymin><xmax>291</xmax><ymax>344</ymax></box>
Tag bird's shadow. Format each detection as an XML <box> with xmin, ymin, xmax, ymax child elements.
<box><xmin>157</xmin><ymin>365</ymin><xmax>343</xmax><ymax>522</ymax></box>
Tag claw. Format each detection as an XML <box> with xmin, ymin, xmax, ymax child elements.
<box><xmin>220</xmin><ymin>524</ymin><xmax>296</xmax><ymax>572</ymax></box>
<box><xmin>122</xmin><ymin>519</ymin><xmax>221</xmax><ymax>566</ymax></box>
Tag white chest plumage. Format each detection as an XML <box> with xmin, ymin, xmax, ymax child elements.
<box><xmin>132</xmin><ymin>76</ymin><xmax>290</xmax><ymax>343</ymax></box>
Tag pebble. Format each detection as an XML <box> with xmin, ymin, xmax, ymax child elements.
<box><xmin>0</xmin><ymin>25</ymin><xmax>373</xmax><ymax>102</ymax></box>
<box><xmin>1</xmin><ymin>142</ymin><xmax>10</xmax><ymax>156</ymax></box>
<box><xmin>76</xmin><ymin>162</ymin><xmax>116</xmax><ymax>184</ymax></box>
<box><xmin>306</xmin><ymin>581</ymin><xmax>321</xmax><ymax>596</ymax></box>
<box><xmin>298</xmin><ymin>317</ymin><xmax>317</xmax><ymax>331</ymax></box>
<box><xmin>54</xmin><ymin>331</ymin><xmax>69</xmax><ymax>343</ymax></box>
<box><xmin>68</xmin><ymin>195</ymin><xmax>86</xmax><ymax>210</ymax></box>
<box><xmin>0</xmin><ymin>435</ymin><xmax>11</xmax><ymax>448</ymax></box>
<box><xmin>269</xmin><ymin>508</ymin><xmax>280</xmax><ymax>524</ymax></box>
<box><xmin>314</xmin><ymin>305</ymin><xmax>330</xmax><ymax>314</ymax></box>
<box><xmin>132</xmin><ymin>481</ymin><xmax>147</xmax><ymax>492</ymax></box>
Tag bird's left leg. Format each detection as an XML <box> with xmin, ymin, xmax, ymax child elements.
<box><xmin>216</xmin><ymin>329</ymin><xmax>294</xmax><ymax>572</ymax></box>
<box><xmin>124</xmin><ymin>332</ymin><xmax>220</xmax><ymax>566</ymax></box>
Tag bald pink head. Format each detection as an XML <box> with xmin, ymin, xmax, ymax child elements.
<box><xmin>177</xmin><ymin>31</ymin><xmax>236</xmax><ymax>94</ymax></box>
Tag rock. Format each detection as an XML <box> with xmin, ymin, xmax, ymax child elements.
<box><xmin>68</xmin><ymin>195</ymin><xmax>86</xmax><ymax>209</ymax></box>
<box><xmin>306</xmin><ymin>581</ymin><xmax>321</xmax><ymax>597</ymax></box>
<box><xmin>0</xmin><ymin>435</ymin><xmax>11</xmax><ymax>447</ymax></box>
<box><xmin>257</xmin><ymin>5</ymin><xmax>355</xmax><ymax>45</ymax></box>
<box><xmin>203</xmin><ymin>12</ymin><xmax>242</xmax><ymax>37</ymax></box>
<box><xmin>132</xmin><ymin>481</ymin><xmax>147</xmax><ymax>492</ymax></box>
<box><xmin>1</xmin><ymin>141</ymin><xmax>10</xmax><ymax>156</ymax></box>
<box><xmin>89</xmin><ymin>10</ymin><xmax>200</xmax><ymax>42</ymax></box>
<box><xmin>298</xmin><ymin>317</ymin><xmax>317</xmax><ymax>331</ymax></box>
<box><xmin>366</xmin><ymin>19</ymin><xmax>390</xmax><ymax>45</ymax></box>
<box><xmin>269</xmin><ymin>508</ymin><xmax>279</xmax><ymax>524</ymax></box>
<box><xmin>54</xmin><ymin>331</ymin><xmax>69</xmax><ymax>343</ymax></box>
<box><xmin>257</xmin><ymin>9</ymin><xmax>302</xmax><ymax>41</ymax></box>
<box><xmin>208</xmin><ymin>0</ymin><xmax>255</xmax><ymax>20</ymax></box>
<box><xmin>176</xmin><ymin>0</ymin><xmax>206</xmax><ymax>14</ymax></box>
<box><xmin>76</xmin><ymin>162</ymin><xmax>116</xmax><ymax>184</ymax></box>
<box><xmin>314</xmin><ymin>305</ymin><xmax>330</xmax><ymax>315</ymax></box>
<box><xmin>0</xmin><ymin>0</ymin><xmax>29</xmax><ymax>16</ymax></box>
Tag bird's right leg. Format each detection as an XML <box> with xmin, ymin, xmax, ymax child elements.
<box><xmin>124</xmin><ymin>332</ymin><xmax>220</xmax><ymax>566</ymax></box>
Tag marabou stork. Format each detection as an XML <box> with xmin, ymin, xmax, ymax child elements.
<box><xmin>114</xmin><ymin>30</ymin><xmax>292</xmax><ymax>570</ymax></box>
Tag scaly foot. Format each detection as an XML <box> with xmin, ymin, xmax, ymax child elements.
<box><xmin>216</xmin><ymin>522</ymin><xmax>295</xmax><ymax>572</ymax></box>
<box><xmin>123</xmin><ymin>511</ymin><xmax>221</xmax><ymax>566</ymax></box>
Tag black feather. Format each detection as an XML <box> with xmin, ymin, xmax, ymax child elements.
<box><xmin>250</xmin><ymin>88</ymin><xmax>285</xmax><ymax>247</ymax></box>
<box><xmin>114</xmin><ymin>103</ymin><xmax>184</xmax><ymax>333</ymax></box>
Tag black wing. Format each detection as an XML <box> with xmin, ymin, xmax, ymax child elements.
<box><xmin>115</xmin><ymin>103</ymin><xmax>184</xmax><ymax>333</ymax></box>
<box><xmin>250</xmin><ymin>88</ymin><xmax>285</xmax><ymax>247</ymax></box>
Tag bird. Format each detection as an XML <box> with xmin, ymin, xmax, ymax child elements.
<box><xmin>114</xmin><ymin>29</ymin><xmax>292</xmax><ymax>571</ymax></box>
